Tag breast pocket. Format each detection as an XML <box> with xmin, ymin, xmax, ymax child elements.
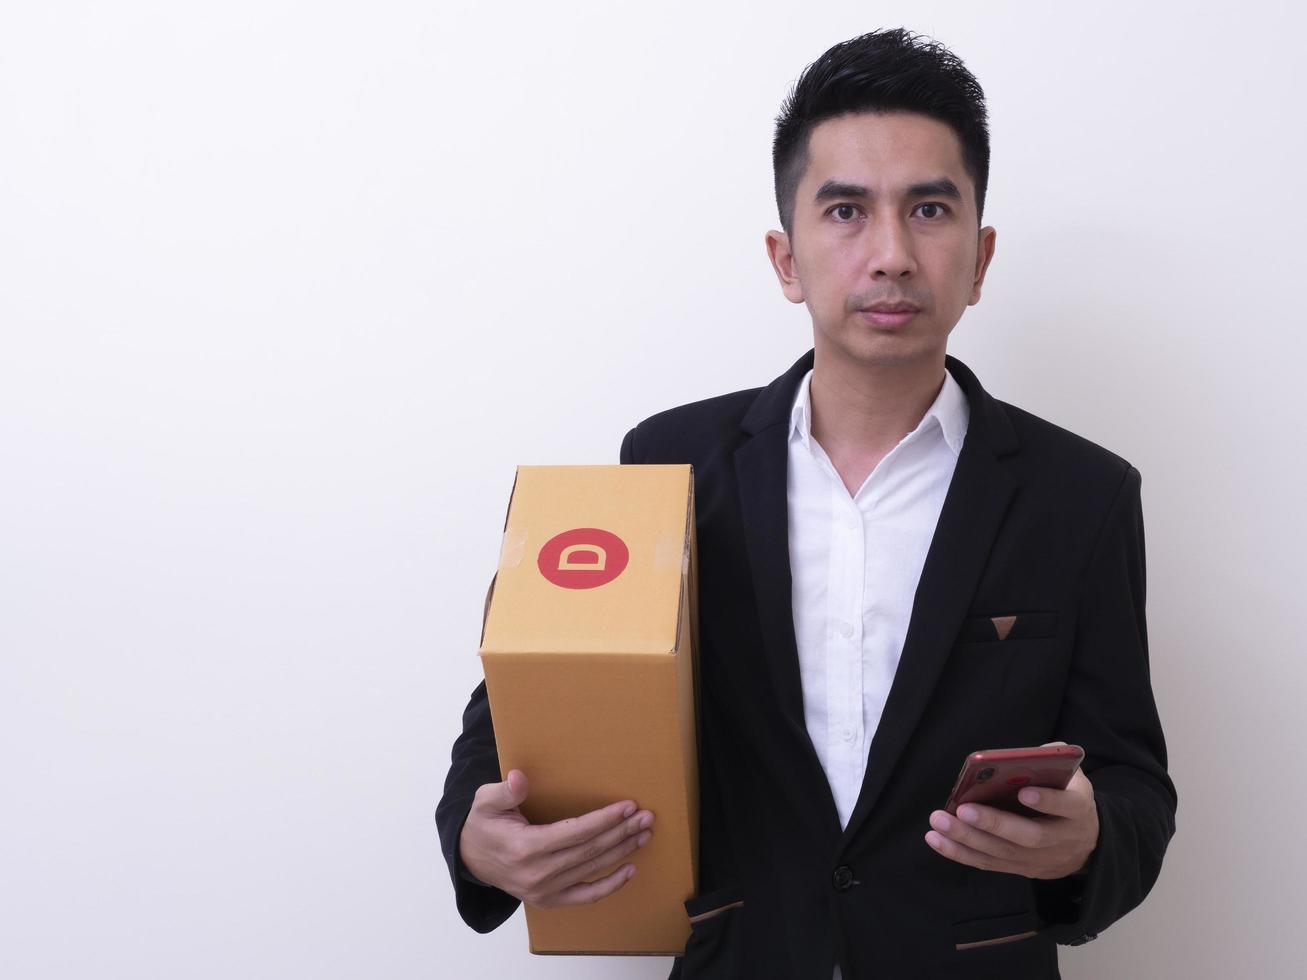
<box><xmin>955</xmin><ymin>611</ymin><xmax>1060</xmax><ymax>644</ymax></box>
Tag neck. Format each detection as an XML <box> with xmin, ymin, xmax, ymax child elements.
<box><xmin>808</xmin><ymin>345</ymin><xmax>947</xmax><ymax>459</ymax></box>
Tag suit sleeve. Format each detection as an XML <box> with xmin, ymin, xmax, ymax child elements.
<box><xmin>1035</xmin><ymin>464</ymin><xmax>1178</xmax><ymax>945</ymax></box>
<box><xmin>435</xmin><ymin>676</ymin><xmax>522</xmax><ymax>932</ymax></box>
<box><xmin>434</xmin><ymin>427</ymin><xmax>643</xmax><ymax>932</ymax></box>
<box><xmin>620</xmin><ymin>424</ymin><xmax>639</xmax><ymax>465</ymax></box>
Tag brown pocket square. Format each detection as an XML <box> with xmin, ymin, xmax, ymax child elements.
<box><xmin>991</xmin><ymin>615</ymin><xmax>1017</xmax><ymax>641</ymax></box>
<box><xmin>956</xmin><ymin>611</ymin><xmax>1060</xmax><ymax>643</ymax></box>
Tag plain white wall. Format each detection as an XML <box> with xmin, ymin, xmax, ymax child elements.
<box><xmin>2</xmin><ymin>1</ymin><xmax>1303</xmax><ymax>977</ymax></box>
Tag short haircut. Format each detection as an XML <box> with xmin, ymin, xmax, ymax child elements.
<box><xmin>772</xmin><ymin>28</ymin><xmax>991</xmax><ymax>236</ymax></box>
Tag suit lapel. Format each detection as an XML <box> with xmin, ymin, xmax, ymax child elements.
<box><xmin>733</xmin><ymin>349</ymin><xmax>841</xmax><ymax>827</ymax></box>
<box><xmin>837</xmin><ymin>354</ymin><xmax>1019</xmax><ymax>847</ymax></box>
<box><xmin>734</xmin><ymin>425</ymin><xmax>807</xmax><ymax>729</ymax></box>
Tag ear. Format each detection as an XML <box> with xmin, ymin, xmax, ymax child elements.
<box><xmin>968</xmin><ymin>225</ymin><xmax>997</xmax><ymax>306</ymax></box>
<box><xmin>765</xmin><ymin>229</ymin><xmax>805</xmax><ymax>304</ymax></box>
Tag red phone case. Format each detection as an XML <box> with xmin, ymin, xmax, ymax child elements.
<box><xmin>944</xmin><ymin>745</ymin><xmax>1085</xmax><ymax>815</ymax></box>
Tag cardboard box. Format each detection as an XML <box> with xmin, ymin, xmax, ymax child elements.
<box><xmin>479</xmin><ymin>464</ymin><xmax>700</xmax><ymax>955</ymax></box>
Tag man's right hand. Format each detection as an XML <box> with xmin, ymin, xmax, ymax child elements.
<box><xmin>458</xmin><ymin>769</ymin><xmax>655</xmax><ymax>908</ymax></box>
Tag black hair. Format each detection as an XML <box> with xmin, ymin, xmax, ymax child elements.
<box><xmin>772</xmin><ymin>29</ymin><xmax>990</xmax><ymax>236</ymax></box>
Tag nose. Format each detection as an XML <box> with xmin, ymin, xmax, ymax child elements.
<box><xmin>865</xmin><ymin>217</ymin><xmax>917</xmax><ymax>280</ymax></box>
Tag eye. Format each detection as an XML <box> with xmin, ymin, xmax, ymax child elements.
<box><xmin>828</xmin><ymin>203</ymin><xmax>863</xmax><ymax>222</ymax></box>
<box><xmin>915</xmin><ymin>202</ymin><xmax>950</xmax><ymax>219</ymax></box>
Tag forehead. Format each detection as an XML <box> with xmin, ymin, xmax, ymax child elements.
<box><xmin>802</xmin><ymin>111</ymin><xmax>967</xmax><ymax>193</ymax></box>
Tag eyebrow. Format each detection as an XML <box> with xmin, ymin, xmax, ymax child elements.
<box><xmin>813</xmin><ymin>177</ymin><xmax>964</xmax><ymax>204</ymax></box>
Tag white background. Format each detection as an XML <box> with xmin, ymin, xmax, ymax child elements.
<box><xmin>2</xmin><ymin>2</ymin><xmax>1303</xmax><ymax>977</ymax></box>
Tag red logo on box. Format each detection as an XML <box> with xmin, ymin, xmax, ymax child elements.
<box><xmin>537</xmin><ymin>528</ymin><xmax>629</xmax><ymax>589</ymax></box>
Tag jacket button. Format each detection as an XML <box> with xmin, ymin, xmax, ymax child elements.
<box><xmin>832</xmin><ymin>866</ymin><xmax>856</xmax><ymax>891</ymax></box>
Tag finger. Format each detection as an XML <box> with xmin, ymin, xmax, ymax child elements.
<box><xmin>544</xmin><ymin>825</ymin><xmax>652</xmax><ymax>894</ymax></box>
<box><xmin>1015</xmin><ymin>774</ymin><xmax>1092</xmax><ymax>818</ymax></box>
<box><xmin>951</xmin><ymin>804</ymin><xmax>1049</xmax><ymax>849</ymax></box>
<box><xmin>531</xmin><ymin>799</ymin><xmax>640</xmax><ymax>852</ymax></box>
<box><xmin>476</xmin><ymin>769</ymin><xmax>531</xmax><ymax>813</ymax></box>
<box><xmin>924</xmin><ymin>829</ymin><xmax>1022</xmax><ymax>875</ymax></box>
<box><xmin>543</xmin><ymin>809</ymin><xmax>654</xmax><ymax>880</ymax></box>
<box><xmin>930</xmin><ymin>810</ymin><xmax>1033</xmax><ymax>863</ymax></box>
<box><xmin>546</xmin><ymin>862</ymin><xmax>638</xmax><ymax>908</ymax></box>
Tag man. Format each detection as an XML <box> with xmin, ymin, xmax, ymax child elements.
<box><xmin>436</xmin><ymin>28</ymin><xmax>1176</xmax><ymax>979</ymax></box>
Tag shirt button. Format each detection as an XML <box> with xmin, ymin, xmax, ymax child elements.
<box><xmin>839</xmin><ymin>621</ymin><xmax>853</xmax><ymax>638</ymax></box>
<box><xmin>841</xmin><ymin>727</ymin><xmax>855</xmax><ymax>742</ymax></box>
<box><xmin>832</xmin><ymin>865</ymin><xmax>857</xmax><ymax>891</ymax></box>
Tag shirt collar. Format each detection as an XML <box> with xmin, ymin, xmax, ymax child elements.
<box><xmin>788</xmin><ymin>364</ymin><xmax>969</xmax><ymax>456</ymax></box>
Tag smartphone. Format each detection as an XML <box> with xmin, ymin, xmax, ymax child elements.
<box><xmin>944</xmin><ymin>745</ymin><xmax>1085</xmax><ymax>816</ymax></box>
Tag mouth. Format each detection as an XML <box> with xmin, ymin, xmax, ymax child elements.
<box><xmin>858</xmin><ymin>305</ymin><xmax>921</xmax><ymax>328</ymax></box>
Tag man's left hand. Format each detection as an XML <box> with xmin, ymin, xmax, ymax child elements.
<box><xmin>924</xmin><ymin>764</ymin><xmax>1099</xmax><ymax>880</ymax></box>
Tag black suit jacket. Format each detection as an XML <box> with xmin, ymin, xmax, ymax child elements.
<box><xmin>436</xmin><ymin>349</ymin><xmax>1177</xmax><ymax>979</ymax></box>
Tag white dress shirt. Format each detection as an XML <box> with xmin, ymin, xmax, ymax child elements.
<box><xmin>787</xmin><ymin>365</ymin><xmax>970</xmax><ymax>830</ymax></box>
<box><xmin>787</xmin><ymin>366</ymin><xmax>969</xmax><ymax>980</ymax></box>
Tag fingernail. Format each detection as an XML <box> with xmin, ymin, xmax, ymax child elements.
<box><xmin>926</xmin><ymin>832</ymin><xmax>942</xmax><ymax>849</ymax></box>
<box><xmin>1021</xmin><ymin>789</ymin><xmax>1040</xmax><ymax>805</ymax></box>
<box><xmin>933</xmin><ymin>814</ymin><xmax>952</xmax><ymax>832</ymax></box>
<box><xmin>638</xmin><ymin>813</ymin><xmax>653</xmax><ymax>830</ymax></box>
<box><xmin>625</xmin><ymin>865</ymin><xmax>636</xmax><ymax>880</ymax></box>
<box><xmin>622</xmin><ymin>803</ymin><xmax>636</xmax><ymax>819</ymax></box>
<box><xmin>958</xmin><ymin>806</ymin><xmax>978</xmax><ymax>824</ymax></box>
<box><xmin>637</xmin><ymin>831</ymin><xmax>652</xmax><ymax>847</ymax></box>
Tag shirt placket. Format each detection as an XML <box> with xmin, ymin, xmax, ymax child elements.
<box><xmin>818</xmin><ymin>453</ymin><xmax>866</xmax><ymax>826</ymax></box>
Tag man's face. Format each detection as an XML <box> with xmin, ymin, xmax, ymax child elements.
<box><xmin>766</xmin><ymin>111</ymin><xmax>996</xmax><ymax>369</ymax></box>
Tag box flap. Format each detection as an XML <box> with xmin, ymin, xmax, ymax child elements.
<box><xmin>480</xmin><ymin>464</ymin><xmax>692</xmax><ymax>656</ymax></box>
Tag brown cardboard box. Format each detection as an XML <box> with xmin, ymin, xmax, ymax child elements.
<box><xmin>479</xmin><ymin>464</ymin><xmax>700</xmax><ymax>955</ymax></box>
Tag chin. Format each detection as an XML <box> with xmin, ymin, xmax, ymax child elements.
<box><xmin>823</xmin><ymin>331</ymin><xmax>943</xmax><ymax>369</ymax></box>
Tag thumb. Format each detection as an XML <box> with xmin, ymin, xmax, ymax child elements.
<box><xmin>488</xmin><ymin>769</ymin><xmax>530</xmax><ymax>811</ymax></box>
